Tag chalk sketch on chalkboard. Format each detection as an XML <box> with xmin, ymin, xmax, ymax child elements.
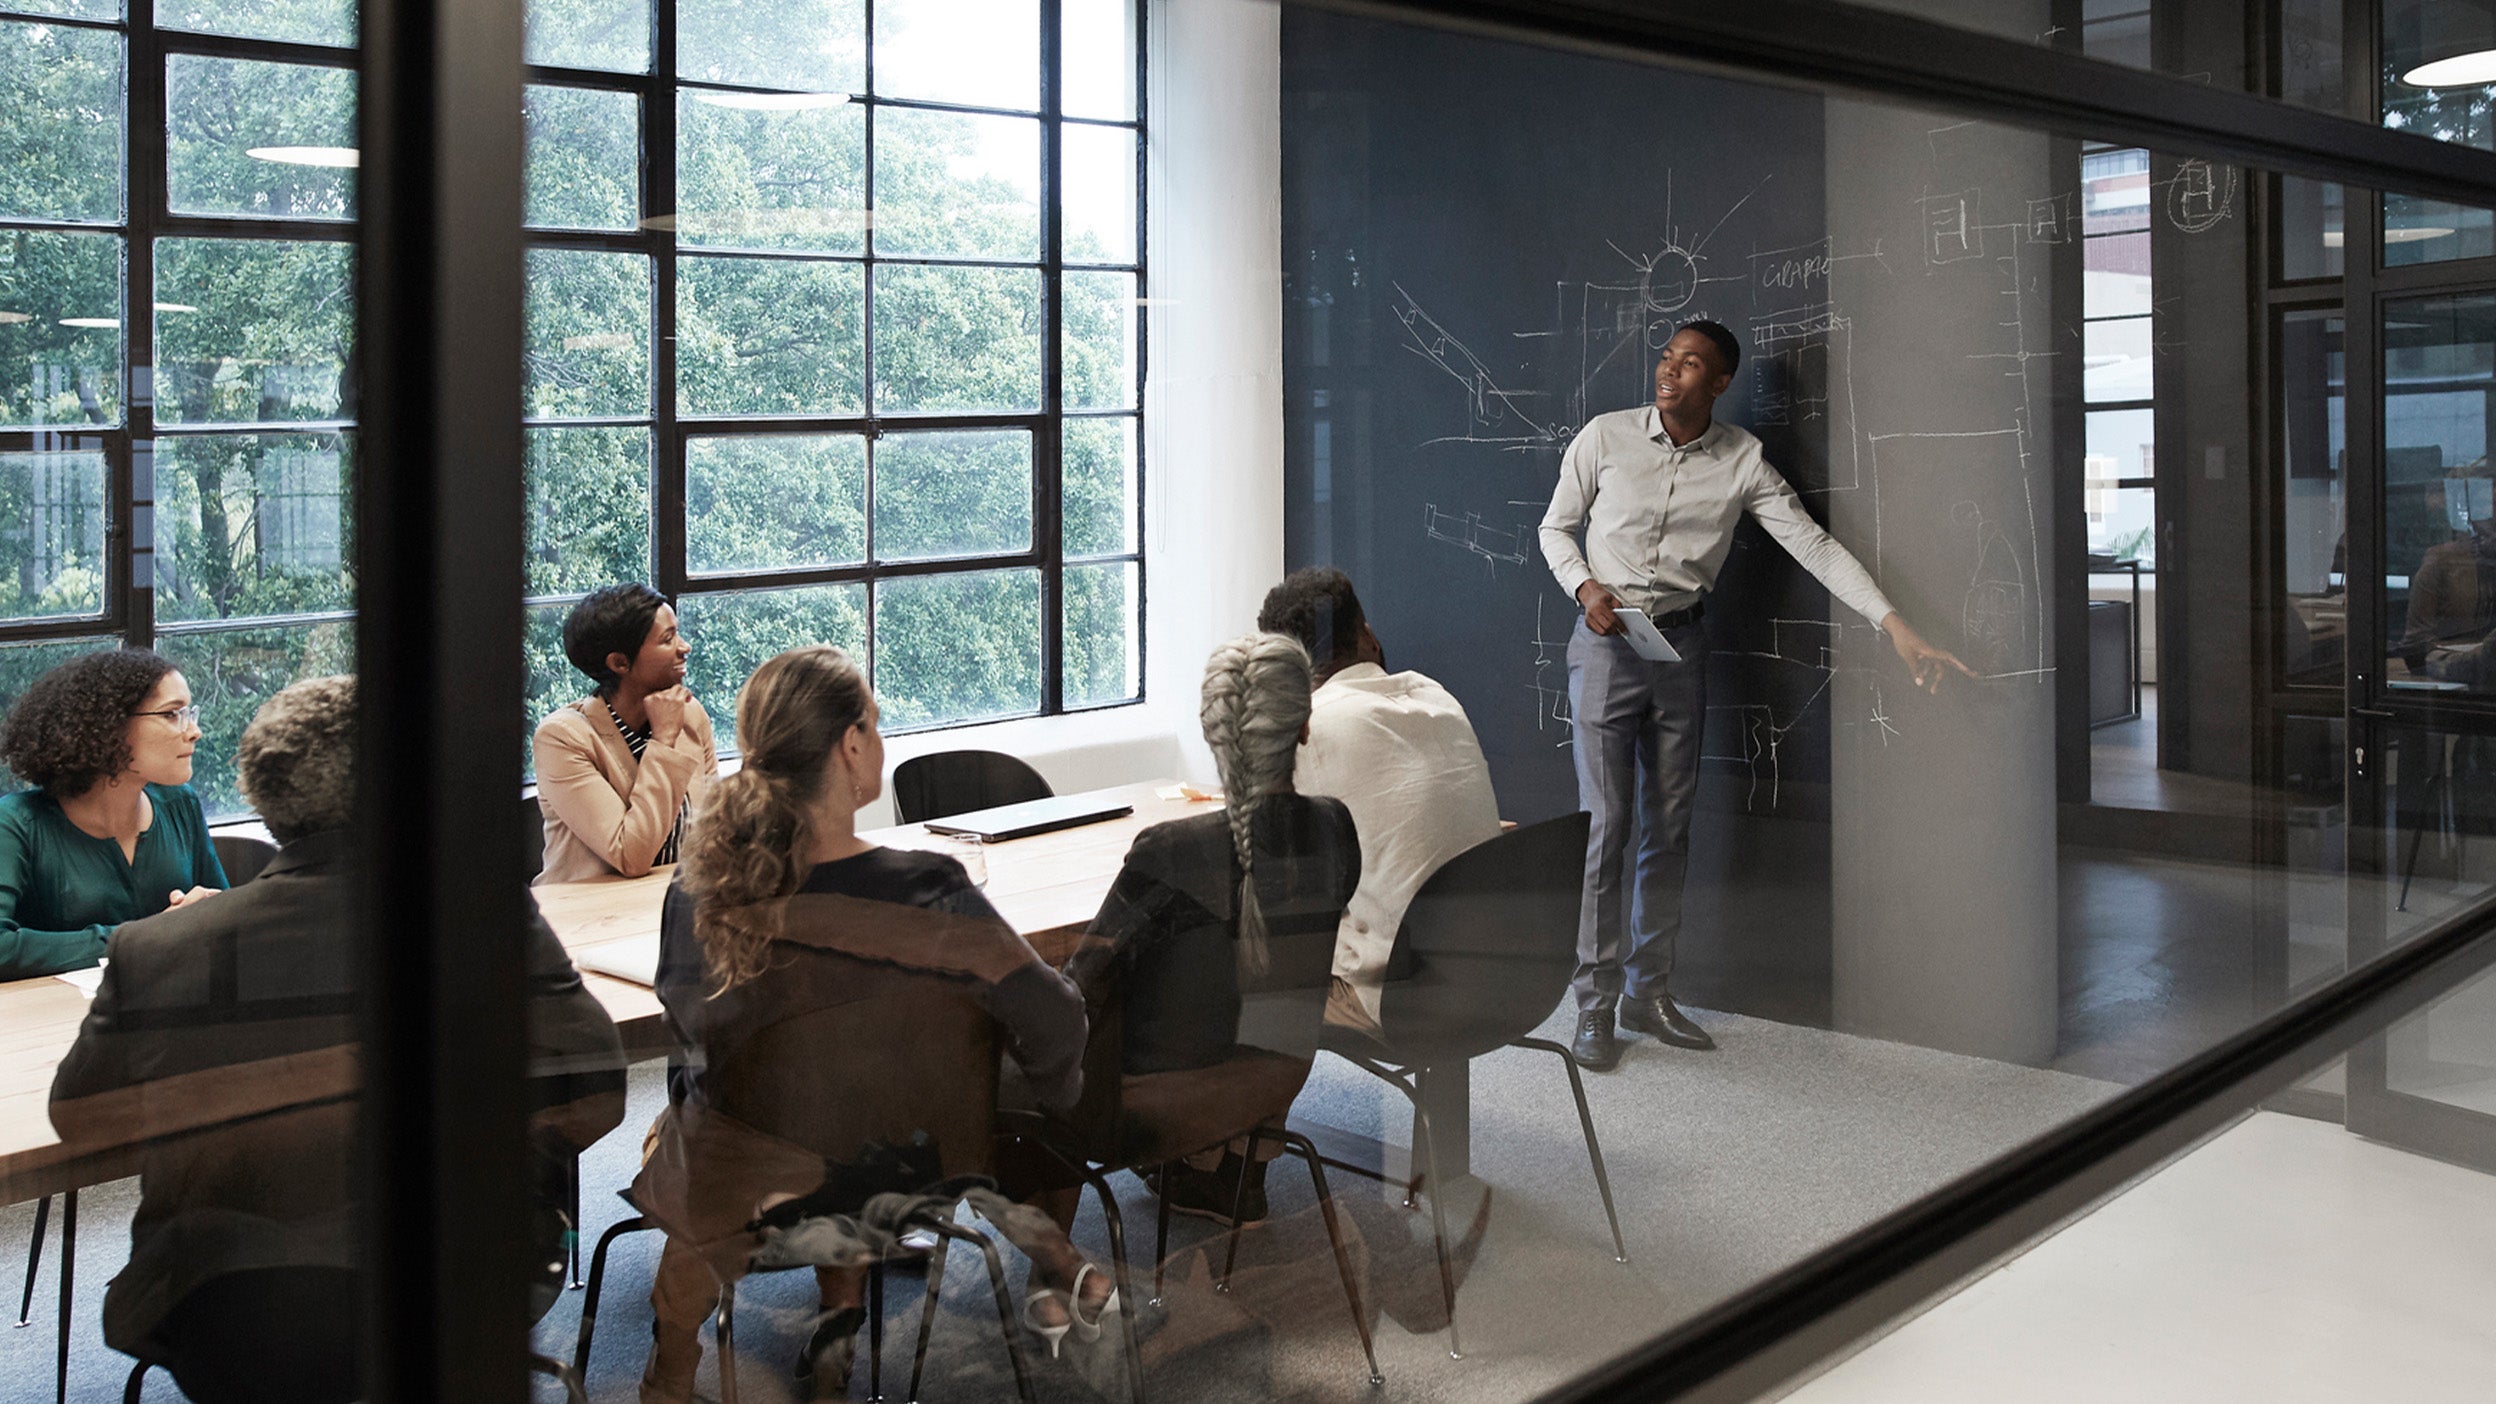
<box><xmin>1392</xmin><ymin>283</ymin><xmax>1572</xmax><ymax>452</ymax></box>
<box><xmin>1529</xmin><ymin>594</ymin><xmax>1574</xmax><ymax>746</ymax></box>
<box><xmin>1922</xmin><ymin>189</ymin><xmax>1987</xmax><ymax>264</ymax></box>
<box><xmin>1953</xmin><ymin>500</ymin><xmax>2033</xmax><ymax>678</ymax></box>
<box><xmin>2166</xmin><ymin>158</ymin><xmax>2237</xmax><ymax>234</ymax></box>
<box><xmin>1422</xmin><ymin>502</ymin><xmax>1532</xmax><ymax>571</ymax></box>
<box><xmin>2025</xmin><ymin>193</ymin><xmax>2076</xmax><ymax>244</ymax></box>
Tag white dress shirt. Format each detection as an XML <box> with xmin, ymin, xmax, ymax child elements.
<box><xmin>1538</xmin><ymin>406</ymin><xmax>1897</xmax><ymax>627</ymax></box>
<box><xmin>1292</xmin><ymin>662</ymin><xmax>1504</xmax><ymax>1019</ymax></box>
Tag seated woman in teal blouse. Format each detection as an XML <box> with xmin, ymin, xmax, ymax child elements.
<box><xmin>0</xmin><ymin>649</ymin><xmax>229</xmax><ymax>981</ymax></box>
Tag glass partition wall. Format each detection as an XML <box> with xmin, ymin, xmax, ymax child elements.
<box><xmin>5</xmin><ymin>2</ymin><xmax>2496</xmax><ymax>1403</ymax></box>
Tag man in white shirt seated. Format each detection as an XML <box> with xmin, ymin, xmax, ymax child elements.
<box><xmin>1258</xmin><ymin>568</ymin><xmax>1504</xmax><ymax>1032</ymax></box>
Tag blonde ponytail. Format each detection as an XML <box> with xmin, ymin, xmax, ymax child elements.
<box><xmin>682</xmin><ymin>645</ymin><xmax>870</xmax><ymax>991</ymax></box>
<box><xmin>1199</xmin><ymin>633</ymin><xmax>1314</xmax><ymax>978</ymax></box>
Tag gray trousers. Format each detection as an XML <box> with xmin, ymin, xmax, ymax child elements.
<box><xmin>1567</xmin><ymin>615</ymin><xmax>1709</xmax><ymax>1012</ymax></box>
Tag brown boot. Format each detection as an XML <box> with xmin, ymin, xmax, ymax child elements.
<box><xmin>639</xmin><ymin>1318</ymin><xmax>702</xmax><ymax>1404</ymax></box>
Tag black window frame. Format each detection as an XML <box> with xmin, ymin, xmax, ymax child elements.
<box><xmin>520</xmin><ymin>0</ymin><xmax>1148</xmax><ymax>743</ymax></box>
<box><xmin>0</xmin><ymin>1</ymin><xmax>364</xmax><ymax>814</ymax></box>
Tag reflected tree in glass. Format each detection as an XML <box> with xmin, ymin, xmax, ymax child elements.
<box><xmin>166</xmin><ymin>55</ymin><xmax>358</xmax><ymax>221</ymax></box>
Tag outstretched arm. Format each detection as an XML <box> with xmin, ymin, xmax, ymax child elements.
<box><xmin>1745</xmin><ymin>462</ymin><xmax>1974</xmax><ymax>693</ymax></box>
<box><xmin>1878</xmin><ymin>613</ymin><xmax>1979</xmax><ymax>694</ymax></box>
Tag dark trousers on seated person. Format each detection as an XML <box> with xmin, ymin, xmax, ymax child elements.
<box><xmin>154</xmin><ymin>1266</ymin><xmax>363</xmax><ymax>1404</ymax></box>
<box><xmin>1567</xmin><ymin>614</ymin><xmax>1708</xmax><ymax>1012</ymax></box>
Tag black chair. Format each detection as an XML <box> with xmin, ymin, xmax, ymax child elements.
<box><xmin>14</xmin><ymin>1188</ymin><xmax>73</xmax><ymax>1404</ymax></box>
<box><xmin>211</xmin><ymin>833</ymin><xmax>279</xmax><ymax>886</ymax></box>
<box><xmin>892</xmin><ymin>751</ymin><xmax>1053</xmax><ymax>825</ymax></box>
<box><xmin>1319</xmin><ymin>811</ymin><xmax>1622</xmax><ymax>1360</ymax></box>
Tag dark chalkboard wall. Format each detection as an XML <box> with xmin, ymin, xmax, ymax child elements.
<box><xmin>1280</xmin><ymin>10</ymin><xmax>1843</xmax><ymax>829</ymax></box>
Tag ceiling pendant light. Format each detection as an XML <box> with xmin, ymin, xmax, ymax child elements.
<box><xmin>2401</xmin><ymin>2</ymin><xmax>2496</xmax><ymax>87</ymax></box>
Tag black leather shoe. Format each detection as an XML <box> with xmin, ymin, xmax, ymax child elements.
<box><xmin>1619</xmin><ymin>992</ymin><xmax>1716</xmax><ymax>1050</ymax></box>
<box><xmin>1570</xmin><ymin>1008</ymin><xmax>1621</xmax><ymax>1070</ymax></box>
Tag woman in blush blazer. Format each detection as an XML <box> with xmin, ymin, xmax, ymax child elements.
<box><xmin>533</xmin><ymin>583</ymin><xmax>719</xmax><ymax>884</ymax></box>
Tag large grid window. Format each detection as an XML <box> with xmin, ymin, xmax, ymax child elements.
<box><xmin>2082</xmin><ymin>143</ymin><xmax>2156</xmax><ymax>568</ymax></box>
<box><xmin>0</xmin><ymin>3</ymin><xmax>358</xmax><ymax>815</ymax></box>
<box><xmin>520</xmin><ymin>0</ymin><xmax>1145</xmax><ymax>754</ymax></box>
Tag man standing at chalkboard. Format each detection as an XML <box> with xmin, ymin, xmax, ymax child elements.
<box><xmin>1540</xmin><ymin>320</ymin><xmax>1971</xmax><ymax>1070</ymax></box>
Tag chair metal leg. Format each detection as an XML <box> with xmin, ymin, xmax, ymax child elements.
<box><xmin>868</xmin><ymin>1260</ymin><xmax>886</xmax><ymax>1401</ymax></box>
<box><xmin>1273</xmin><ymin>1130</ymin><xmax>1382</xmax><ymax>1388</ymax></box>
<box><xmin>529</xmin><ymin>1351</ymin><xmax>589</xmax><ymax>1404</ymax></box>
<box><xmin>1151</xmin><ymin>1168</ymin><xmax>1172</xmax><ymax>1308</ymax></box>
<box><xmin>121</xmin><ymin>1359</ymin><xmax>148</xmax><ymax>1404</ymax></box>
<box><xmin>570</xmin><ymin>1214</ymin><xmax>650</xmax><ymax>1380</ymax></box>
<box><xmin>907</xmin><ymin>1211</ymin><xmax>954</xmax><ymax>1403</ymax></box>
<box><xmin>1516</xmin><ymin>1036</ymin><xmax>1629</xmax><ymax>1263</ymax></box>
<box><xmin>1411</xmin><ymin>1105</ymin><xmax>1463</xmax><ymax>1360</ymax></box>
<box><xmin>1077</xmin><ymin>1166</ymin><xmax>1149</xmax><ymax>1404</ymax></box>
<box><xmin>1216</xmin><ymin>1128</ymin><xmax>1264</xmax><ymax>1291</ymax></box>
<box><xmin>56</xmin><ymin>1188</ymin><xmax>76</xmax><ymax>1404</ymax></box>
<box><xmin>714</xmin><ymin>1280</ymin><xmax>739</xmax><ymax>1404</ymax></box>
<box><xmin>928</xmin><ymin>1222</ymin><xmax>1036</xmax><ymax>1404</ymax></box>
<box><xmin>17</xmin><ymin>1194</ymin><xmax>47</xmax><ymax>1327</ymax></box>
<box><xmin>565</xmin><ymin>1156</ymin><xmax>585</xmax><ymax>1289</ymax></box>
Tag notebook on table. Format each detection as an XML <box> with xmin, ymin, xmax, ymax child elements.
<box><xmin>922</xmin><ymin>791</ymin><xmax>1135</xmax><ymax>842</ymax></box>
<box><xmin>573</xmin><ymin>932</ymin><xmax>661</xmax><ymax>988</ymax></box>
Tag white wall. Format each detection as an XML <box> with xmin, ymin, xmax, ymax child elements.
<box><xmin>856</xmin><ymin>0</ymin><xmax>1287</xmax><ymax>827</ymax></box>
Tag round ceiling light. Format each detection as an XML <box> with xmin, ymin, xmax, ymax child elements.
<box><xmin>2404</xmin><ymin>50</ymin><xmax>2496</xmax><ymax>87</ymax></box>
<box><xmin>247</xmin><ymin>145</ymin><xmax>361</xmax><ymax>167</ymax></box>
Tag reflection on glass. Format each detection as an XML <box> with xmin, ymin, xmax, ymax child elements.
<box><xmin>2280</xmin><ymin>0</ymin><xmax>2345</xmax><ymax>112</ymax></box>
<box><xmin>677</xmin><ymin>255</ymin><xmax>864</xmax><ymax>415</ymax></box>
<box><xmin>155</xmin><ymin>434</ymin><xmax>352</xmax><ymax>623</ymax></box>
<box><xmin>874</xmin><ymin>0</ymin><xmax>1036</xmax><ymax>109</ymax></box>
<box><xmin>526</xmin><ymin>84</ymin><xmax>639</xmax><ymax>231</ymax></box>
<box><xmin>677</xmin><ymin>91</ymin><xmax>865</xmax><ymax>252</ymax></box>
<box><xmin>2081</xmin><ymin>2</ymin><xmax>2150</xmax><ymax>69</ymax></box>
<box><xmin>524</xmin><ymin>247</ymin><xmax>651</xmax><ymax>418</ymax></box>
<box><xmin>2278</xmin><ymin>714</ymin><xmax>2347</xmax><ymax>994</ymax></box>
<box><xmin>524</xmin><ymin>0</ymin><xmax>650</xmax><ymax>74</ymax></box>
<box><xmin>160</xmin><ymin>0</ymin><xmax>355</xmax><ymax>46</ymax></box>
<box><xmin>872</xmin><ymin>108</ymin><xmax>1039</xmax><ymax>260</ymax></box>
<box><xmin>167</xmin><ymin>55</ymin><xmax>358</xmax><ymax>221</ymax></box>
<box><xmin>2280</xmin><ymin>311</ymin><xmax>2346</xmax><ymax>689</ymax></box>
<box><xmin>874</xmin><ymin>567</ymin><xmax>1040</xmax><ymax>727</ymax></box>
<box><xmin>156</xmin><ymin>237</ymin><xmax>353</xmax><ymax>424</ymax></box>
<box><xmin>1064</xmin><ymin>122</ymin><xmax>1138</xmax><ymax>265</ymax></box>
<box><xmin>0</xmin><ymin>18</ymin><xmax>121</xmax><ymax>223</ymax></box>
<box><xmin>526</xmin><ymin>426</ymin><xmax>650</xmax><ymax>596</ymax></box>
<box><xmin>0</xmin><ymin>0</ymin><xmax>118</xmax><ymax>18</ymax></box>
<box><xmin>678</xmin><ymin>583</ymin><xmax>866</xmax><ymax>748</ymax></box>
<box><xmin>0</xmin><ymin>229</ymin><xmax>122</xmax><ymax>426</ymax></box>
<box><xmin>872</xmin><ymin>429</ymin><xmax>1031</xmax><ymax>560</ymax></box>
<box><xmin>155</xmin><ymin>620</ymin><xmax>356</xmax><ymax>816</ymax></box>
<box><xmin>687</xmin><ymin>433</ymin><xmax>866</xmax><ymax>572</ymax></box>
<box><xmin>2084</xmin><ymin>316</ymin><xmax>2152</xmax><ymax>404</ymax></box>
<box><xmin>2382</xmin><ymin>1</ymin><xmax>2496</xmax><ymax>264</ymax></box>
<box><xmin>871</xmin><ymin>264</ymin><xmax>1039</xmax><ymax>412</ymax></box>
<box><xmin>1063</xmin><ymin>269</ymin><xmax>1136</xmax><ymax>411</ymax></box>
<box><xmin>2388</xmin><ymin>963</ymin><xmax>2496</xmax><ymax>1116</ymax></box>
<box><xmin>1061</xmin><ymin>415</ymin><xmax>1136</xmax><ymax>556</ymax></box>
<box><xmin>1063</xmin><ymin>0</ymin><xmax>1136</xmax><ymax>120</ymax></box>
<box><xmin>1063</xmin><ymin>559</ymin><xmax>1138</xmax><ymax>706</ymax></box>
<box><xmin>2374</xmin><ymin>725</ymin><xmax>2496</xmax><ymax>945</ymax></box>
<box><xmin>2386</xmin><ymin>295</ymin><xmax>2496</xmax><ymax>691</ymax></box>
<box><xmin>2082</xmin><ymin>230</ymin><xmax>2149</xmax><ymax>316</ymax></box>
<box><xmin>2279</xmin><ymin>177</ymin><xmax>2346</xmax><ymax>279</ymax></box>
<box><xmin>679</xmin><ymin>0</ymin><xmax>862</xmax><ymax>93</ymax></box>
<box><xmin>0</xmin><ymin>450</ymin><xmax>105</xmax><ymax>621</ymax></box>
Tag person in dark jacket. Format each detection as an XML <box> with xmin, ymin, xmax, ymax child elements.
<box><xmin>50</xmin><ymin>676</ymin><xmax>627</xmax><ymax>1404</ymax></box>
<box><xmin>1067</xmin><ymin>632</ymin><xmax>1361</xmax><ymax>1226</ymax></box>
<box><xmin>639</xmin><ymin>645</ymin><xmax>1105</xmax><ymax>1401</ymax></box>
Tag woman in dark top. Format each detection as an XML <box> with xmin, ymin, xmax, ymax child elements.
<box><xmin>0</xmin><ymin>648</ymin><xmax>228</xmax><ymax>980</ymax></box>
<box><xmin>638</xmin><ymin>645</ymin><xmax>1111</xmax><ymax>1401</ymax></box>
<box><xmin>1066</xmin><ymin>632</ymin><xmax>1361</xmax><ymax>1223</ymax></box>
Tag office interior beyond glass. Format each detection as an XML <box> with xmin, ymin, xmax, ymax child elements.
<box><xmin>4</xmin><ymin>0</ymin><xmax>2496</xmax><ymax>1401</ymax></box>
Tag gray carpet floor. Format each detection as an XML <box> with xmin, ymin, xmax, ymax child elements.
<box><xmin>0</xmin><ymin>1006</ymin><xmax>2114</xmax><ymax>1403</ymax></box>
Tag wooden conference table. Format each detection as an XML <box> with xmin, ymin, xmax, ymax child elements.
<box><xmin>2</xmin><ymin>779</ymin><xmax>1475</xmax><ymax>1209</ymax></box>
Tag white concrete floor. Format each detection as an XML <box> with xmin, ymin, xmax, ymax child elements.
<box><xmin>1782</xmin><ymin>1110</ymin><xmax>2496</xmax><ymax>1404</ymax></box>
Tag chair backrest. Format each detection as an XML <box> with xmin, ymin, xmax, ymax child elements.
<box><xmin>706</xmin><ymin>963</ymin><xmax>1003</xmax><ymax>1184</ymax></box>
<box><xmin>520</xmin><ymin>792</ymin><xmax>546</xmax><ymax>881</ymax></box>
<box><xmin>891</xmin><ymin>750</ymin><xmax>1053</xmax><ymax>825</ymax></box>
<box><xmin>212</xmin><ymin>833</ymin><xmax>279</xmax><ymax>886</ymax></box>
<box><xmin>1376</xmin><ymin>811</ymin><xmax>1592</xmax><ymax>1062</ymax></box>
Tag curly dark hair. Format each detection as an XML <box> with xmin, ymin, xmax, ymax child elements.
<box><xmin>238</xmin><ymin>676</ymin><xmax>355</xmax><ymax>845</ymax></box>
<box><xmin>0</xmin><ymin>648</ymin><xmax>178</xmax><ymax>797</ymax></box>
<box><xmin>563</xmin><ymin>583</ymin><xmax>669</xmax><ymax>696</ymax></box>
<box><xmin>1257</xmin><ymin>566</ymin><xmax>1366</xmax><ymax>670</ymax></box>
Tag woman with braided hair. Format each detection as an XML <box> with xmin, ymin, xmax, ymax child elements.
<box><xmin>1065</xmin><ymin>632</ymin><xmax>1363</xmax><ymax>1225</ymax></box>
